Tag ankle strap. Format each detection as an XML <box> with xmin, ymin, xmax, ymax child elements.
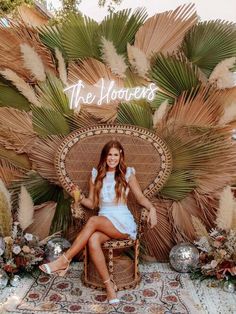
<box><xmin>62</xmin><ymin>253</ymin><xmax>70</xmax><ymax>263</ymax></box>
<box><xmin>103</xmin><ymin>278</ymin><xmax>110</xmax><ymax>284</ymax></box>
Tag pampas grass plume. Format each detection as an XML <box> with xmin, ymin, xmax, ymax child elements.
<box><xmin>0</xmin><ymin>179</ymin><xmax>12</xmax><ymax>237</ymax></box>
<box><xmin>100</xmin><ymin>37</ymin><xmax>127</xmax><ymax>78</ymax></box>
<box><xmin>0</xmin><ymin>68</ymin><xmax>40</xmax><ymax>106</ymax></box>
<box><xmin>153</xmin><ymin>100</ymin><xmax>169</xmax><ymax>127</ymax></box>
<box><xmin>18</xmin><ymin>186</ymin><xmax>34</xmax><ymax>231</ymax></box>
<box><xmin>209</xmin><ymin>57</ymin><xmax>236</xmax><ymax>89</ymax></box>
<box><xmin>20</xmin><ymin>43</ymin><xmax>46</xmax><ymax>81</ymax></box>
<box><xmin>219</xmin><ymin>101</ymin><xmax>236</xmax><ymax>125</ymax></box>
<box><xmin>216</xmin><ymin>185</ymin><xmax>235</xmax><ymax>231</ymax></box>
<box><xmin>55</xmin><ymin>48</ymin><xmax>67</xmax><ymax>86</ymax></box>
<box><xmin>191</xmin><ymin>215</ymin><xmax>208</xmax><ymax>238</ymax></box>
<box><xmin>127</xmin><ymin>43</ymin><xmax>150</xmax><ymax>78</ymax></box>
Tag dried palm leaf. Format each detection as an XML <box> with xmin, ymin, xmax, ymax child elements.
<box><xmin>65</xmin><ymin>108</ymin><xmax>98</xmax><ymax>131</ymax></box>
<box><xmin>135</xmin><ymin>3</ymin><xmax>198</xmax><ymax>57</ymax></box>
<box><xmin>26</xmin><ymin>201</ymin><xmax>57</xmax><ymax>240</ymax></box>
<box><xmin>68</xmin><ymin>58</ymin><xmax>123</xmax><ymax>86</ymax></box>
<box><xmin>83</xmin><ymin>104</ymin><xmax>117</xmax><ymax>123</ymax></box>
<box><xmin>191</xmin><ymin>215</ymin><xmax>208</xmax><ymax>238</ymax></box>
<box><xmin>142</xmin><ymin>198</ymin><xmax>174</xmax><ymax>261</ymax></box>
<box><xmin>166</xmin><ymin>86</ymin><xmax>224</xmax><ymax>127</ymax></box>
<box><xmin>18</xmin><ymin>186</ymin><xmax>34</xmax><ymax>231</ymax></box>
<box><xmin>0</xmin><ymin>146</ymin><xmax>31</xmax><ymax>170</ymax></box>
<box><xmin>216</xmin><ymin>186</ymin><xmax>234</xmax><ymax>231</ymax></box>
<box><xmin>0</xmin><ymin>158</ymin><xmax>25</xmax><ymax>187</ymax></box>
<box><xmin>29</xmin><ymin>136</ymin><xmax>63</xmax><ymax>185</ymax></box>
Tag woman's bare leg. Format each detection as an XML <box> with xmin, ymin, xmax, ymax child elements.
<box><xmin>88</xmin><ymin>231</ymin><xmax>118</xmax><ymax>301</ymax></box>
<box><xmin>40</xmin><ymin>216</ymin><xmax>127</xmax><ymax>273</ymax></box>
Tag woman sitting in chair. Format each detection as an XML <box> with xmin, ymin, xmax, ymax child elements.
<box><xmin>39</xmin><ymin>140</ymin><xmax>157</xmax><ymax>304</ymax></box>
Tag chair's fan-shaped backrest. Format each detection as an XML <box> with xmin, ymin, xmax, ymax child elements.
<box><xmin>55</xmin><ymin>125</ymin><xmax>172</xmax><ymax>198</ymax></box>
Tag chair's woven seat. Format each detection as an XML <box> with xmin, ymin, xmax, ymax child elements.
<box><xmin>55</xmin><ymin>124</ymin><xmax>172</xmax><ymax>290</ymax></box>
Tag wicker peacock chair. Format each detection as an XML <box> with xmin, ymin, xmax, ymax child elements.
<box><xmin>55</xmin><ymin>124</ymin><xmax>172</xmax><ymax>290</ymax></box>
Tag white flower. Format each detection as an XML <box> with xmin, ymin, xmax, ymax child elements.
<box><xmin>194</xmin><ymin>236</ymin><xmax>211</xmax><ymax>252</ymax></box>
<box><xmin>24</xmin><ymin>233</ymin><xmax>33</xmax><ymax>241</ymax></box>
<box><xmin>12</xmin><ymin>245</ymin><xmax>21</xmax><ymax>255</ymax></box>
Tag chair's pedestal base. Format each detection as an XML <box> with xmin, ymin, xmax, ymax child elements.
<box><xmin>82</xmin><ymin>250</ymin><xmax>141</xmax><ymax>291</ymax></box>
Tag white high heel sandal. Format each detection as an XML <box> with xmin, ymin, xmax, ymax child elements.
<box><xmin>103</xmin><ymin>278</ymin><xmax>120</xmax><ymax>305</ymax></box>
<box><xmin>39</xmin><ymin>253</ymin><xmax>71</xmax><ymax>277</ymax></box>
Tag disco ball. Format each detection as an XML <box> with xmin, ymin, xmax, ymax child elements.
<box><xmin>45</xmin><ymin>237</ymin><xmax>71</xmax><ymax>262</ymax></box>
<box><xmin>223</xmin><ymin>281</ymin><xmax>235</xmax><ymax>293</ymax></box>
<box><xmin>169</xmin><ymin>242</ymin><xmax>199</xmax><ymax>273</ymax></box>
<box><xmin>0</xmin><ymin>269</ymin><xmax>8</xmax><ymax>289</ymax></box>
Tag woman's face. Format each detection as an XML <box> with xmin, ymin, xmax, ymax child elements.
<box><xmin>106</xmin><ymin>147</ymin><xmax>120</xmax><ymax>171</ymax></box>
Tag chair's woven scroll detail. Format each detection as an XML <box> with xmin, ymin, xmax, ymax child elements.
<box><xmin>54</xmin><ymin>124</ymin><xmax>172</xmax><ymax>290</ymax></box>
<box><xmin>55</xmin><ymin>124</ymin><xmax>172</xmax><ymax>199</ymax></box>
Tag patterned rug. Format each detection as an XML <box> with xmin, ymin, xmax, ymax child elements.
<box><xmin>1</xmin><ymin>263</ymin><xmax>203</xmax><ymax>314</ymax></box>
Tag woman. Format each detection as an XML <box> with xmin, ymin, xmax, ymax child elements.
<box><xmin>39</xmin><ymin>140</ymin><xmax>157</xmax><ymax>304</ymax></box>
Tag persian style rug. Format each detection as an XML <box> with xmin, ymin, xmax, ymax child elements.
<box><xmin>1</xmin><ymin>263</ymin><xmax>235</xmax><ymax>314</ymax></box>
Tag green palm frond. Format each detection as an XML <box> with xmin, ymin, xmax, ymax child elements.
<box><xmin>0</xmin><ymin>80</ymin><xmax>30</xmax><ymax>111</ymax></box>
<box><xmin>32</xmin><ymin>106</ymin><xmax>70</xmax><ymax>136</ymax></box>
<box><xmin>0</xmin><ymin>146</ymin><xmax>31</xmax><ymax>170</ymax></box>
<box><xmin>98</xmin><ymin>8</ymin><xmax>147</xmax><ymax>55</ymax></box>
<box><xmin>65</xmin><ymin>110</ymin><xmax>97</xmax><ymax>131</ymax></box>
<box><xmin>50</xmin><ymin>190</ymin><xmax>73</xmax><ymax>235</ymax></box>
<box><xmin>38</xmin><ymin>24</ymin><xmax>67</xmax><ymax>59</ymax></box>
<box><xmin>182</xmin><ymin>20</ymin><xmax>236</xmax><ymax>77</ymax></box>
<box><xmin>150</xmin><ymin>54</ymin><xmax>200</xmax><ymax>103</ymax></box>
<box><xmin>151</xmin><ymin>91</ymin><xmax>174</xmax><ymax>109</ymax></box>
<box><xmin>160</xmin><ymin>170</ymin><xmax>196</xmax><ymax>200</ymax></box>
<box><xmin>10</xmin><ymin>171</ymin><xmax>61</xmax><ymax>206</ymax></box>
<box><xmin>117</xmin><ymin>101</ymin><xmax>153</xmax><ymax>129</ymax></box>
<box><xmin>37</xmin><ymin>74</ymin><xmax>71</xmax><ymax>115</ymax></box>
<box><xmin>61</xmin><ymin>14</ymin><xmax>100</xmax><ymax>60</ymax></box>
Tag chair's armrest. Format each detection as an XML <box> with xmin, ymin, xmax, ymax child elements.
<box><xmin>137</xmin><ymin>207</ymin><xmax>149</xmax><ymax>239</ymax></box>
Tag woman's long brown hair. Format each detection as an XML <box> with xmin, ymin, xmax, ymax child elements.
<box><xmin>93</xmin><ymin>140</ymin><xmax>127</xmax><ymax>208</ymax></box>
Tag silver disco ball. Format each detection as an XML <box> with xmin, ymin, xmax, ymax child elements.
<box><xmin>45</xmin><ymin>237</ymin><xmax>71</xmax><ymax>262</ymax></box>
<box><xmin>169</xmin><ymin>242</ymin><xmax>199</xmax><ymax>273</ymax></box>
<box><xmin>0</xmin><ymin>269</ymin><xmax>8</xmax><ymax>289</ymax></box>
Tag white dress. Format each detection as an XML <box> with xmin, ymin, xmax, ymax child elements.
<box><xmin>91</xmin><ymin>167</ymin><xmax>137</xmax><ymax>240</ymax></box>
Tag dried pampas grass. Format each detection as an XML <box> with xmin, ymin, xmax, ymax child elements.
<box><xmin>55</xmin><ymin>48</ymin><xmax>67</xmax><ymax>86</ymax></box>
<box><xmin>127</xmin><ymin>43</ymin><xmax>150</xmax><ymax>79</ymax></box>
<box><xmin>18</xmin><ymin>185</ymin><xmax>34</xmax><ymax>231</ymax></box>
<box><xmin>216</xmin><ymin>186</ymin><xmax>235</xmax><ymax>231</ymax></box>
<box><xmin>191</xmin><ymin>215</ymin><xmax>208</xmax><ymax>238</ymax></box>
<box><xmin>219</xmin><ymin>101</ymin><xmax>236</xmax><ymax>125</ymax></box>
<box><xmin>0</xmin><ymin>68</ymin><xmax>40</xmax><ymax>106</ymax></box>
<box><xmin>20</xmin><ymin>43</ymin><xmax>46</xmax><ymax>82</ymax></box>
<box><xmin>0</xmin><ymin>179</ymin><xmax>12</xmax><ymax>237</ymax></box>
<box><xmin>209</xmin><ymin>57</ymin><xmax>236</xmax><ymax>89</ymax></box>
<box><xmin>100</xmin><ymin>37</ymin><xmax>127</xmax><ymax>78</ymax></box>
<box><xmin>153</xmin><ymin>100</ymin><xmax>169</xmax><ymax>127</ymax></box>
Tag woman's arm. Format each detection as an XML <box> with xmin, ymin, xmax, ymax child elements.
<box><xmin>74</xmin><ymin>177</ymin><xmax>95</xmax><ymax>210</ymax></box>
<box><xmin>128</xmin><ymin>174</ymin><xmax>157</xmax><ymax>228</ymax></box>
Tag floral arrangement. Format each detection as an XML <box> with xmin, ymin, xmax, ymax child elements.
<box><xmin>191</xmin><ymin>186</ymin><xmax>236</xmax><ymax>283</ymax></box>
<box><xmin>0</xmin><ymin>222</ymin><xmax>44</xmax><ymax>275</ymax></box>
<box><xmin>0</xmin><ymin>180</ymin><xmax>45</xmax><ymax>276</ymax></box>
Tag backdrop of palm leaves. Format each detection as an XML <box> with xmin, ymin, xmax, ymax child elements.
<box><xmin>0</xmin><ymin>4</ymin><xmax>236</xmax><ymax>259</ymax></box>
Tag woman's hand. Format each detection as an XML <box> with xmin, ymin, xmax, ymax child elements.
<box><xmin>147</xmin><ymin>207</ymin><xmax>157</xmax><ymax>229</ymax></box>
<box><xmin>71</xmin><ymin>186</ymin><xmax>84</xmax><ymax>204</ymax></box>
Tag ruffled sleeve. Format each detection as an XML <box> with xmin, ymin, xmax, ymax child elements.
<box><xmin>91</xmin><ymin>168</ymin><xmax>98</xmax><ymax>184</ymax></box>
<box><xmin>125</xmin><ymin>167</ymin><xmax>135</xmax><ymax>182</ymax></box>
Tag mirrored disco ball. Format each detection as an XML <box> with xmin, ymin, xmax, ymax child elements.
<box><xmin>45</xmin><ymin>237</ymin><xmax>71</xmax><ymax>262</ymax></box>
<box><xmin>0</xmin><ymin>269</ymin><xmax>8</xmax><ymax>289</ymax></box>
<box><xmin>169</xmin><ymin>242</ymin><xmax>199</xmax><ymax>273</ymax></box>
<box><xmin>223</xmin><ymin>281</ymin><xmax>235</xmax><ymax>293</ymax></box>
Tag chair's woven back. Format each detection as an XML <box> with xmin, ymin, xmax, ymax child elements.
<box><xmin>55</xmin><ymin>125</ymin><xmax>172</xmax><ymax>198</ymax></box>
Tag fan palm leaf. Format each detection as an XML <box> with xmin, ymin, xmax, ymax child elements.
<box><xmin>29</xmin><ymin>135</ymin><xmax>63</xmax><ymax>185</ymax></box>
<box><xmin>98</xmin><ymin>8</ymin><xmax>147</xmax><ymax>55</ymax></box>
<box><xmin>150</xmin><ymin>54</ymin><xmax>200</xmax><ymax>105</ymax></box>
<box><xmin>61</xmin><ymin>14</ymin><xmax>100</xmax><ymax>60</ymax></box>
<box><xmin>38</xmin><ymin>24</ymin><xmax>67</xmax><ymax>59</ymax></box>
<box><xmin>65</xmin><ymin>109</ymin><xmax>98</xmax><ymax>131</ymax></box>
<box><xmin>32</xmin><ymin>106</ymin><xmax>70</xmax><ymax>136</ymax></box>
<box><xmin>182</xmin><ymin>20</ymin><xmax>236</xmax><ymax>77</ymax></box>
<box><xmin>135</xmin><ymin>3</ymin><xmax>198</xmax><ymax>57</ymax></box>
<box><xmin>117</xmin><ymin>101</ymin><xmax>153</xmax><ymax>128</ymax></box>
<box><xmin>0</xmin><ymin>146</ymin><xmax>31</xmax><ymax>170</ymax></box>
<box><xmin>37</xmin><ymin>73</ymin><xmax>71</xmax><ymax>115</ymax></box>
<box><xmin>0</xmin><ymin>158</ymin><xmax>26</xmax><ymax>187</ymax></box>
<box><xmin>0</xmin><ymin>80</ymin><xmax>30</xmax><ymax>110</ymax></box>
